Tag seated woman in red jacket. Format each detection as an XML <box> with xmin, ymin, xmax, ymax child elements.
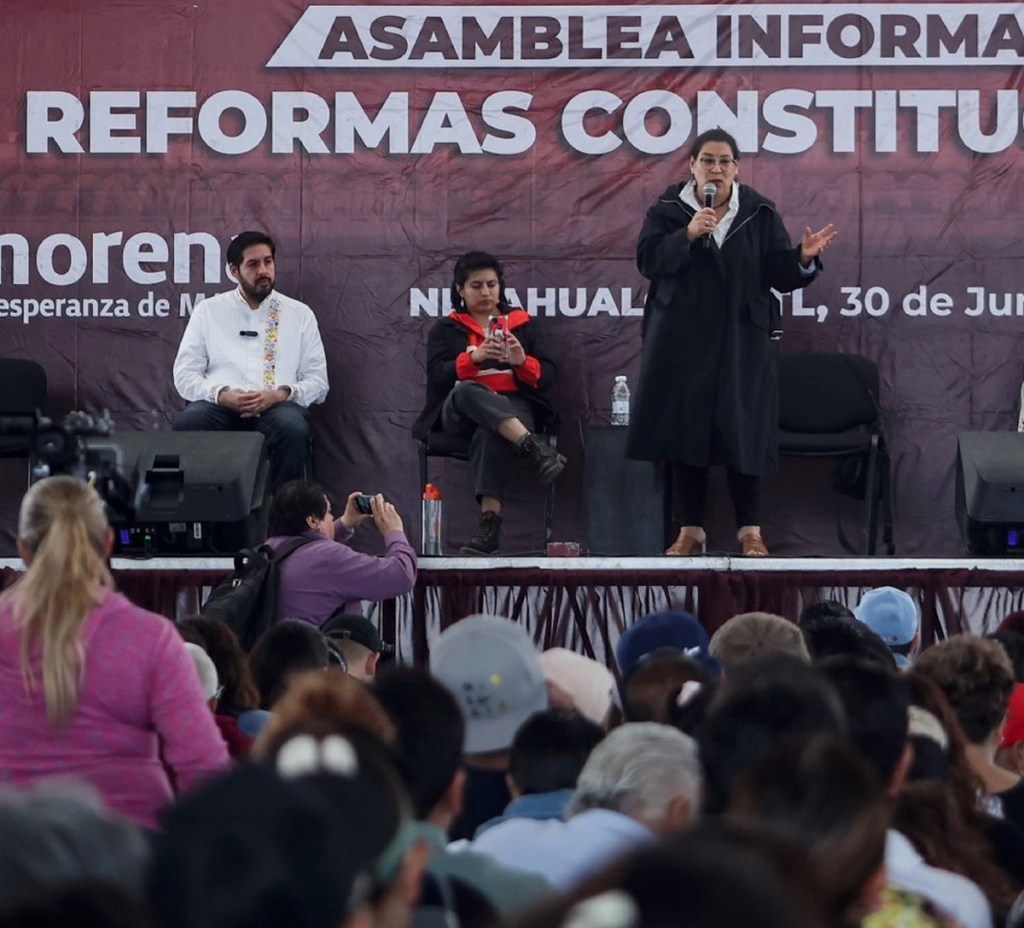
<box><xmin>412</xmin><ymin>251</ymin><xmax>564</xmax><ymax>555</ymax></box>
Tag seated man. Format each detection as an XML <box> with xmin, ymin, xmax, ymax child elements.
<box><xmin>475</xmin><ymin>708</ymin><xmax>604</xmax><ymax>835</ymax></box>
<box><xmin>172</xmin><ymin>230</ymin><xmax>329</xmax><ymax>490</ymax></box>
<box><xmin>468</xmin><ymin>722</ymin><xmax>701</xmax><ymax>891</ymax></box>
<box><xmin>321</xmin><ymin>614</ymin><xmax>393</xmax><ymax>682</ymax></box>
<box><xmin>266</xmin><ymin>479</ymin><xmax>417</xmax><ymax>628</ymax></box>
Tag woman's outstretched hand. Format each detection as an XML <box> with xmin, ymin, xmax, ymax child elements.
<box><xmin>800</xmin><ymin>224</ymin><xmax>838</xmax><ymax>266</ymax></box>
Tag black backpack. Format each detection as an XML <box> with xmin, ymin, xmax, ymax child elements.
<box><xmin>200</xmin><ymin>536</ymin><xmax>316</xmax><ymax>651</ymax></box>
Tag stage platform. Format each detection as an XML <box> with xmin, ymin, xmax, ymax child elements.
<box><xmin>4</xmin><ymin>555</ymin><xmax>1024</xmax><ymax>666</ymax></box>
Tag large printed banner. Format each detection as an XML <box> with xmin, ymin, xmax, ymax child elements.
<box><xmin>4</xmin><ymin>0</ymin><xmax>1024</xmax><ymax>555</ymax></box>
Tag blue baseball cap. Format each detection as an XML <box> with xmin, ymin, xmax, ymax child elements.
<box><xmin>854</xmin><ymin>587</ymin><xmax>919</xmax><ymax>658</ymax></box>
<box><xmin>616</xmin><ymin>610</ymin><xmax>720</xmax><ymax>678</ymax></box>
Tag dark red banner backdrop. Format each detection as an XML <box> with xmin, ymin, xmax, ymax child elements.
<box><xmin>3</xmin><ymin>0</ymin><xmax>1024</xmax><ymax>556</ymax></box>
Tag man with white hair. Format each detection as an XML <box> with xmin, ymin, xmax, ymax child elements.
<box><xmin>464</xmin><ymin>723</ymin><xmax>701</xmax><ymax>890</ymax></box>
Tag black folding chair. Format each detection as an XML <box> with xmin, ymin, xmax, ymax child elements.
<box><xmin>778</xmin><ymin>352</ymin><xmax>894</xmax><ymax>555</ymax></box>
<box><xmin>0</xmin><ymin>359</ymin><xmax>47</xmax><ymax>484</ymax></box>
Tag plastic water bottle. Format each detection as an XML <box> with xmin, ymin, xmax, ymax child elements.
<box><xmin>421</xmin><ymin>483</ymin><xmax>443</xmax><ymax>556</ymax></box>
<box><xmin>611</xmin><ymin>375</ymin><xmax>630</xmax><ymax>426</ymax></box>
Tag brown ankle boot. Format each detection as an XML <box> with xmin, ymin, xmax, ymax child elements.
<box><xmin>516</xmin><ymin>433</ymin><xmax>566</xmax><ymax>484</ymax></box>
<box><xmin>461</xmin><ymin>512</ymin><xmax>502</xmax><ymax>555</ymax></box>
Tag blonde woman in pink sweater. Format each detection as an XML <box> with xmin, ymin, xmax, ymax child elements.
<box><xmin>0</xmin><ymin>476</ymin><xmax>229</xmax><ymax>829</ymax></box>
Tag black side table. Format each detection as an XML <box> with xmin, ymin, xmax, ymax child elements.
<box><xmin>584</xmin><ymin>425</ymin><xmax>669</xmax><ymax>555</ymax></box>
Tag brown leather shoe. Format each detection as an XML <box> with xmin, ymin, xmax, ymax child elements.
<box><xmin>739</xmin><ymin>532</ymin><xmax>769</xmax><ymax>557</ymax></box>
<box><xmin>665</xmin><ymin>529</ymin><xmax>706</xmax><ymax>556</ymax></box>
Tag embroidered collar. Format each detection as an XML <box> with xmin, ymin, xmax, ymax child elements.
<box><xmin>262</xmin><ymin>294</ymin><xmax>282</xmax><ymax>390</ymax></box>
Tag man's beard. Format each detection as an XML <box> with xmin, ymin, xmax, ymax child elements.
<box><xmin>240</xmin><ymin>276</ymin><xmax>273</xmax><ymax>303</ymax></box>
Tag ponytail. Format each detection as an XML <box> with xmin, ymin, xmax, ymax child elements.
<box><xmin>1</xmin><ymin>477</ymin><xmax>114</xmax><ymax>725</ymax></box>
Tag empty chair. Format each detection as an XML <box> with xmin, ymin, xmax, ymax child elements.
<box><xmin>777</xmin><ymin>352</ymin><xmax>894</xmax><ymax>555</ymax></box>
<box><xmin>0</xmin><ymin>360</ymin><xmax>47</xmax><ymax>482</ymax></box>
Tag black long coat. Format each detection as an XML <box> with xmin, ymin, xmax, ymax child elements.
<box><xmin>626</xmin><ymin>182</ymin><xmax>820</xmax><ymax>476</ymax></box>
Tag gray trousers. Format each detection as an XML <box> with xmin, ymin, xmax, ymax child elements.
<box><xmin>441</xmin><ymin>381</ymin><xmax>535</xmax><ymax>502</ymax></box>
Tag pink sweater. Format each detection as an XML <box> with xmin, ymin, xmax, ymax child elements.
<box><xmin>0</xmin><ymin>590</ymin><xmax>229</xmax><ymax>829</ymax></box>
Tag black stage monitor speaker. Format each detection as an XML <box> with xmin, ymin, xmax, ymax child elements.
<box><xmin>107</xmin><ymin>431</ymin><xmax>269</xmax><ymax>556</ymax></box>
<box><xmin>956</xmin><ymin>431</ymin><xmax>1024</xmax><ymax>555</ymax></box>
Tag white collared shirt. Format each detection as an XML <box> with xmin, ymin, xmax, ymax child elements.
<box><xmin>172</xmin><ymin>287</ymin><xmax>329</xmax><ymax>408</ymax></box>
<box><xmin>681</xmin><ymin>180</ymin><xmax>740</xmax><ymax>246</ymax></box>
<box><xmin>680</xmin><ymin>181</ymin><xmax>815</xmax><ymax>278</ymax></box>
<box><xmin>885</xmin><ymin>829</ymin><xmax>993</xmax><ymax>928</ymax></box>
<box><xmin>462</xmin><ymin>808</ymin><xmax>653</xmax><ymax>891</ymax></box>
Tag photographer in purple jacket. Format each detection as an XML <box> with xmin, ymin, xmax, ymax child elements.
<box><xmin>264</xmin><ymin>480</ymin><xmax>417</xmax><ymax>628</ymax></box>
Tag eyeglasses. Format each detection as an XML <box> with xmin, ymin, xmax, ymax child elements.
<box><xmin>697</xmin><ymin>156</ymin><xmax>737</xmax><ymax>169</ymax></box>
<box><xmin>326</xmin><ymin>643</ymin><xmax>349</xmax><ymax>673</ymax></box>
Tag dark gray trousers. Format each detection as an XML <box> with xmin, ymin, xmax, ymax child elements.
<box><xmin>441</xmin><ymin>382</ymin><xmax>535</xmax><ymax>502</ymax></box>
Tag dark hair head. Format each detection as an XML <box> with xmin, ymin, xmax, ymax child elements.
<box><xmin>666</xmin><ymin>677</ymin><xmax>719</xmax><ymax>737</ymax></box>
<box><xmin>525</xmin><ymin>821</ymin><xmax>825</xmax><ymax>928</ymax></box>
<box><xmin>249</xmin><ymin>621</ymin><xmax>332</xmax><ymax>710</ymax></box>
<box><xmin>818</xmin><ymin>657</ymin><xmax>910</xmax><ymax>785</ymax></box>
<box><xmin>728</xmin><ymin>736</ymin><xmax>888</xmax><ymax>927</ymax></box>
<box><xmin>449</xmin><ymin>251</ymin><xmax>508</xmax><ymax>313</ymax></box>
<box><xmin>913</xmin><ymin>636</ymin><xmax>1015</xmax><ymax>743</ymax></box>
<box><xmin>678</xmin><ymin>821</ymin><xmax>830</xmax><ymax>928</ymax></box>
<box><xmin>253</xmin><ymin>668</ymin><xmax>398</xmax><ymax>762</ymax></box>
<box><xmin>904</xmin><ymin>672</ymin><xmax>981</xmax><ymax>814</ymax></box>
<box><xmin>508</xmin><ymin>709</ymin><xmax>604</xmax><ymax>796</ymax></box>
<box><xmin>0</xmin><ymin>883</ymin><xmax>157</xmax><ymax>928</ymax></box>
<box><xmin>799</xmin><ymin>600</ymin><xmax>855</xmax><ymax>626</ymax></box>
<box><xmin>0</xmin><ymin>791</ymin><xmax>149</xmax><ymax>912</ymax></box>
<box><xmin>997</xmin><ymin>610</ymin><xmax>1024</xmax><ymax>637</ymax></box>
<box><xmin>151</xmin><ymin>735</ymin><xmax>407</xmax><ymax>928</ymax></box>
<box><xmin>268</xmin><ymin>480</ymin><xmax>330</xmax><ymax>536</ymax></box>
<box><xmin>225</xmin><ymin>230</ymin><xmax>275</xmax><ymax>270</ymax></box>
<box><xmin>177</xmin><ymin>617</ymin><xmax>260</xmax><ymax>712</ymax></box>
<box><xmin>893</xmin><ymin>781</ymin><xmax>1018</xmax><ymax>918</ymax></box>
<box><xmin>617</xmin><ymin>831</ymin><xmax>823</xmax><ymax>928</ymax></box>
<box><xmin>372</xmin><ymin>666</ymin><xmax>466</xmax><ymax>819</ymax></box>
<box><xmin>622</xmin><ymin>651</ymin><xmax>712</xmax><ymax>723</ymax></box>
<box><xmin>696</xmin><ymin>656</ymin><xmax>846</xmax><ymax>815</ymax></box>
<box><xmin>688</xmin><ymin>128</ymin><xmax>740</xmax><ymax>162</ymax></box>
<box><xmin>799</xmin><ymin>614</ymin><xmax>897</xmax><ymax>669</ymax></box>
<box><xmin>987</xmin><ymin>631</ymin><xmax>1024</xmax><ymax>683</ymax></box>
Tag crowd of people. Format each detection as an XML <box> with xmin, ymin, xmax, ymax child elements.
<box><xmin>1</xmin><ymin>474</ymin><xmax>1024</xmax><ymax>928</ymax></box>
<box><xmin>5</xmin><ymin>122</ymin><xmax>1009</xmax><ymax>928</ymax></box>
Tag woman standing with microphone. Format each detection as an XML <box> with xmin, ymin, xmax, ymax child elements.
<box><xmin>627</xmin><ymin>128</ymin><xmax>836</xmax><ymax>557</ymax></box>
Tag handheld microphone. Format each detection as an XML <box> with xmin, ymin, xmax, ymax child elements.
<box><xmin>702</xmin><ymin>183</ymin><xmax>717</xmax><ymax>249</ymax></box>
<box><xmin>239</xmin><ymin>330</ymin><xmax>258</xmax><ymax>337</ymax></box>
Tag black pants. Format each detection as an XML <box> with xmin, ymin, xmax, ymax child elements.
<box><xmin>173</xmin><ymin>400</ymin><xmax>310</xmax><ymax>491</ymax></box>
<box><xmin>672</xmin><ymin>462</ymin><xmax>761</xmax><ymax>529</ymax></box>
<box><xmin>441</xmin><ymin>382</ymin><xmax>535</xmax><ymax>503</ymax></box>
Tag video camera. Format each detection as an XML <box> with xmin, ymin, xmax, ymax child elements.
<box><xmin>1</xmin><ymin>413</ymin><xmax>270</xmax><ymax>555</ymax></box>
<box><xmin>0</xmin><ymin>410</ymin><xmax>134</xmax><ymax>518</ymax></box>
